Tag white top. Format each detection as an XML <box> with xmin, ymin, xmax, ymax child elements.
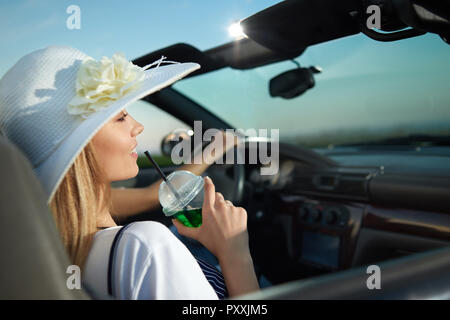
<box><xmin>82</xmin><ymin>221</ymin><xmax>219</xmax><ymax>300</ymax></box>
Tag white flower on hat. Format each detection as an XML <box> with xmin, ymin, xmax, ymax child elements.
<box><xmin>67</xmin><ymin>52</ymin><xmax>146</xmax><ymax>118</ymax></box>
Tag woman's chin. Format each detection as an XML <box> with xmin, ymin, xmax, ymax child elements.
<box><xmin>111</xmin><ymin>167</ymin><xmax>139</xmax><ymax>182</ymax></box>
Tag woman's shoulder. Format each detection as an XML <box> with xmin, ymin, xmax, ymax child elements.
<box><xmin>124</xmin><ymin>220</ymin><xmax>172</xmax><ymax>234</ymax></box>
<box><xmin>118</xmin><ymin>221</ymin><xmax>180</xmax><ymax>251</ymax></box>
<box><xmin>90</xmin><ymin>221</ymin><xmax>178</xmax><ymax>258</ymax></box>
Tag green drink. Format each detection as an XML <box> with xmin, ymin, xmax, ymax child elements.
<box><xmin>174</xmin><ymin>207</ymin><xmax>202</xmax><ymax>228</ymax></box>
<box><xmin>159</xmin><ymin>170</ymin><xmax>205</xmax><ymax>228</ymax></box>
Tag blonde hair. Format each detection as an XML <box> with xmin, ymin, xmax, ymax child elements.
<box><xmin>49</xmin><ymin>142</ymin><xmax>112</xmax><ymax>268</ymax></box>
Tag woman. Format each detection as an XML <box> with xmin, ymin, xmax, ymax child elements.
<box><xmin>0</xmin><ymin>46</ymin><xmax>259</xmax><ymax>299</ymax></box>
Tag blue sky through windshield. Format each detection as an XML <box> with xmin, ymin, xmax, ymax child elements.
<box><xmin>174</xmin><ymin>32</ymin><xmax>450</xmax><ymax>146</ymax></box>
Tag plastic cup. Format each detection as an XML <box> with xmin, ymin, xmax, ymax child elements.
<box><xmin>158</xmin><ymin>170</ymin><xmax>204</xmax><ymax>228</ymax></box>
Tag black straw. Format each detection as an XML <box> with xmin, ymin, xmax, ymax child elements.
<box><xmin>144</xmin><ymin>151</ymin><xmax>168</xmax><ymax>181</ymax></box>
<box><xmin>144</xmin><ymin>150</ymin><xmax>184</xmax><ymax>206</ymax></box>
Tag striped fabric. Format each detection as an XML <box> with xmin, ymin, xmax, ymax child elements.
<box><xmin>195</xmin><ymin>258</ymin><xmax>228</xmax><ymax>299</ymax></box>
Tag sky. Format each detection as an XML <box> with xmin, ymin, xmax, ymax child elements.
<box><xmin>1</xmin><ymin>0</ymin><xmax>449</xmax><ymax>152</ymax></box>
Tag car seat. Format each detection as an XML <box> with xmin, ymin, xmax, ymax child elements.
<box><xmin>0</xmin><ymin>135</ymin><xmax>91</xmax><ymax>299</ymax></box>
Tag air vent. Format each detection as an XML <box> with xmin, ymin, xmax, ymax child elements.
<box><xmin>291</xmin><ymin>166</ymin><xmax>380</xmax><ymax>201</ymax></box>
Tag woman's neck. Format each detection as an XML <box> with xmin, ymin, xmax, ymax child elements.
<box><xmin>96</xmin><ymin>207</ymin><xmax>118</xmax><ymax>229</ymax></box>
<box><xmin>96</xmin><ymin>184</ymin><xmax>118</xmax><ymax>229</ymax></box>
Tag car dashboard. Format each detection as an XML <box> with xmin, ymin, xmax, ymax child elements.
<box><xmin>243</xmin><ymin>144</ymin><xmax>450</xmax><ymax>285</ymax></box>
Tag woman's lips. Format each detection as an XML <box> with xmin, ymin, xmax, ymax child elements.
<box><xmin>130</xmin><ymin>145</ymin><xmax>138</xmax><ymax>159</ymax></box>
<box><xmin>130</xmin><ymin>152</ymin><xmax>138</xmax><ymax>159</ymax></box>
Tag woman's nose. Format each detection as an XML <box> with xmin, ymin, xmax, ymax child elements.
<box><xmin>131</xmin><ymin>119</ymin><xmax>144</xmax><ymax>137</ymax></box>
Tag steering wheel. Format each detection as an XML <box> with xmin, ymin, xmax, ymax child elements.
<box><xmin>203</xmin><ymin>145</ymin><xmax>245</xmax><ymax>206</ymax></box>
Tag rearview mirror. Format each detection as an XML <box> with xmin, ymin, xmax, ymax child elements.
<box><xmin>269</xmin><ymin>66</ymin><xmax>321</xmax><ymax>99</ymax></box>
<box><xmin>161</xmin><ymin>129</ymin><xmax>193</xmax><ymax>157</ymax></box>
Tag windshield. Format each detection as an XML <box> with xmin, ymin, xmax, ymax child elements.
<box><xmin>174</xmin><ymin>33</ymin><xmax>450</xmax><ymax>148</ymax></box>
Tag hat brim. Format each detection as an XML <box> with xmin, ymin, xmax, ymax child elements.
<box><xmin>35</xmin><ymin>62</ymin><xmax>200</xmax><ymax>204</ymax></box>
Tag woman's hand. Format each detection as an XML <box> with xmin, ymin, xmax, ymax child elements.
<box><xmin>171</xmin><ymin>176</ymin><xmax>249</xmax><ymax>262</ymax></box>
<box><xmin>172</xmin><ymin>176</ymin><xmax>260</xmax><ymax>297</ymax></box>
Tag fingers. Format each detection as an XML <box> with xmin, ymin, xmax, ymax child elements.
<box><xmin>203</xmin><ymin>176</ymin><xmax>216</xmax><ymax>209</ymax></box>
<box><xmin>215</xmin><ymin>192</ymin><xmax>233</xmax><ymax>207</ymax></box>
<box><xmin>215</xmin><ymin>192</ymin><xmax>234</xmax><ymax>211</ymax></box>
<box><xmin>215</xmin><ymin>192</ymin><xmax>225</xmax><ymax>202</ymax></box>
<box><xmin>203</xmin><ymin>177</ymin><xmax>236</xmax><ymax>209</ymax></box>
<box><xmin>172</xmin><ymin>219</ymin><xmax>199</xmax><ymax>239</ymax></box>
<box><xmin>236</xmin><ymin>206</ymin><xmax>248</xmax><ymax>218</ymax></box>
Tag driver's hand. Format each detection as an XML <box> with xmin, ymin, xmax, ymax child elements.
<box><xmin>171</xmin><ymin>176</ymin><xmax>250</xmax><ymax>262</ymax></box>
<box><xmin>220</xmin><ymin>130</ymin><xmax>240</xmax><ymax>152</ymax></box>
<box><xmin>203</xmin><ymin>130</ymin><xmax>241</xmax><ymax>164</ymax></box>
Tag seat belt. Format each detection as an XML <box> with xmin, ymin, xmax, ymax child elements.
<box><xmin>107</xmin><ymin>223</ymin><xmax>134</xmax><ymax>298</ymax></box>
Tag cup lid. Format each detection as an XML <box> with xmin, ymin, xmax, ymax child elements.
<box><xmin>158</xmin><ymin>170</ymin><xmax>204</xmax><ymax>216</ymax></box>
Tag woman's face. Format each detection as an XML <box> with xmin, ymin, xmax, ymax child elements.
<box><xmin>91</xmin><ymin>109</ymin><xmax>144</xmax><ymax>182</ymax></box>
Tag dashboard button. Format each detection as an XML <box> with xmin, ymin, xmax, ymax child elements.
<box><xmin>325</xmin><ymin>208</ymin><xmax>339</xmax><ymax>224</ymax></box>
<box><xmin>298</xmin><ymin>205</ymin><xmax>309</xmax><ymax>220</ymax></box>
<box><xmin>310</xmin><ymin>207</ymin><xmax>322</xmax><ymax>222</ymax></box>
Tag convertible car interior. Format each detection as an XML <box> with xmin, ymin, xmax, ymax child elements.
<box><xmin>1</xmin><ymin>0</ymin><xmax>449</xmax><ymax>299</ymax></box>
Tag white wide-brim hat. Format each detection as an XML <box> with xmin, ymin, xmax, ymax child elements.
<box><xmin>0</xmin><ymin>46</ymin><xmax>200</xmax><ymax>204</ymax></box>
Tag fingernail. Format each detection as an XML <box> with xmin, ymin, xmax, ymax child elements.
<box><xmin>205</xmin><ymin>176</ymin><xmax>211</xmax><ymax>183</ymax></box>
